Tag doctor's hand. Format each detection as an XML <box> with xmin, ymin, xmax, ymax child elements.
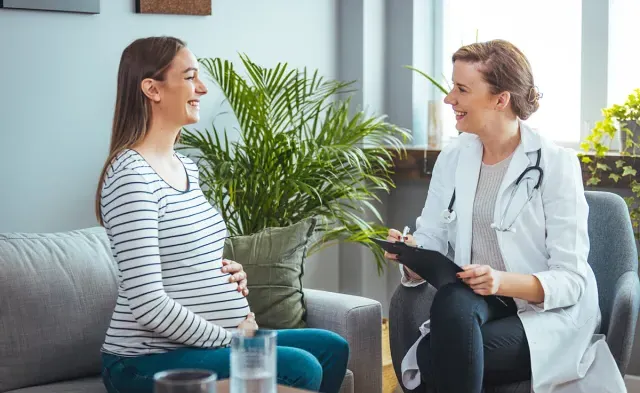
<box><xmin>385</xmin><ymin>229</ymin><xmax>422</xmax><ymax>281</ymax></box>
<box><xmin>222</xmin><ymin>259</ymin><xmax>249</xmax><ymax>297</ymax></box>
<box><xmin>384</xmin><ymin>228</ymin><xmax>417</xmax><ymax>261</ymax></box>
<box><xmin>457</xmin><ymin>264</ymin><xmax>503</xmax><ymax>296</ymax></box>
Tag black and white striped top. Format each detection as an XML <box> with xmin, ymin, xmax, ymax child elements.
<box><xmin>100</xmin><ymin>149</ymin><xmax>250</xmax><ymax>357</ymax></box>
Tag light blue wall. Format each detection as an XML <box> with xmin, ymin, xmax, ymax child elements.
<box><xmin>3</xmin><ymin>1</ymin><xmax>640</xmax><ymax>377</ymax></box>
<box><xmin>0</xmin><ymin>0</ymin><xmax>337</xmax><ymax>233</ymax></box>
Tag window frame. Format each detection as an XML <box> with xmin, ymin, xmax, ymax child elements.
<box><xmin>416</xmin><ymin>0</ymin><xmax>615</xmax><ymax>151</ymax></box>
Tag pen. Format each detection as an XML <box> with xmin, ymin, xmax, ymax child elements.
<box><xmin>401</xmin><ymin>226</ymin><xmax>410</xmax><ymax>242</ymax></box>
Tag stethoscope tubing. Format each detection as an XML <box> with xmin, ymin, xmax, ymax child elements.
<box><xmin>442</xmin><ymin>148</ymin><xmax>543</xmax><ymax>231</ymax></box>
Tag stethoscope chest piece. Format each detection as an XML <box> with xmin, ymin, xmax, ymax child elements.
<box><xmin>441</xmin><ymin>209</ymin><xmax>456</xmax><ymax>223</ymax></box>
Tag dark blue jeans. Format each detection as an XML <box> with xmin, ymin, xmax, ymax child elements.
<box><xmin>417</xmin><ymin>282</ymin><xmax>531</xmax><ymax>393</ymax></box>
<box><xmin>102</xmin><ymin>328</ymin><xmax>349</xmax><ymax>393</ymax></box>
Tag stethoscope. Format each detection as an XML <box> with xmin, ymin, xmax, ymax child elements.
<box><xmin>441</xmin><ymin>148</ymin><xmax>544</xmax><ymax>233</ymax></box>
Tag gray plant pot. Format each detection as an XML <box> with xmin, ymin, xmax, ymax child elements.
<box><xmin>620</xmin><ymin>120</ymin><xmax>640</xmax><ymax>152</ymax></box>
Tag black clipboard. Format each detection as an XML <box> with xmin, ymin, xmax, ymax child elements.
<box><xmin>371</xmin><ymin>238</ymin><xmax>514</xmax><ymax>309</ymax></box>
<box><xmin>370</xmin><ymin>238</ymin><xmax>462</xmax><ymax>289</ymax></box>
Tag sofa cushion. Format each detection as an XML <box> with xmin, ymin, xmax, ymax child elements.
<box><xmin>5</xmin><ymin>376</ymin><xmax>106</xmax><ymax>393</ymax></box>
<box><xmin>0</xmin><ymin>227</ymin><xmax>117</xmax><ymax>392</ymax></box>
<box><xmin>5</xmin><ymin>371</ymin><xmax>356</xmax><ymax>393</ymax></box>
<box><xmin>223</xmin><ymin>218</ymin><xmax>317</xmax><ymax>329</ymax></box>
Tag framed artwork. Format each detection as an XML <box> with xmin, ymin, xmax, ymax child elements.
<box><xmin>136</xmin><ymin>0</ymin><xmax>211</xmax><ymax>15</ymax></box>
<box><xmin>0</xmin><ymin>0</ymin><xmax>100</xmax><ymax>13</ymax></box>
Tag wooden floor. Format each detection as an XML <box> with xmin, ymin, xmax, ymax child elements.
<box><xmin>390</xmin><ymin>376</ymin><xmax>640</xmax><ymax>392</ymax></box>
<box><xmin>626</xmin><ymin>375</ymin><xmax>640</xmax><ymax>392</ymax></box>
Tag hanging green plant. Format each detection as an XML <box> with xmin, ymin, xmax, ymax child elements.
<box><xmin>580</xmin><ymin>88</ymin><xmax>640</xmax><ymax>238</ymax></box>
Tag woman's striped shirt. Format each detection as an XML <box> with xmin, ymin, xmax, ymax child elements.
<box><xmin>100</xmin><ymin>149</ymin><xmax>250</xmax><ymax>357</ymax></box>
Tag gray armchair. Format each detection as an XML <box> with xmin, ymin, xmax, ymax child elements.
<box><xmin>389</xmin><ymin>190</ymin><xmax>640</xmax><ymax>393</ymax></box>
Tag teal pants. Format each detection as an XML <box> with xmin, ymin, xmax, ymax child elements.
<box><xmin>101</xmin><ymin>328</ymin><xmax>349</xmax><ymax>393</ymax></box>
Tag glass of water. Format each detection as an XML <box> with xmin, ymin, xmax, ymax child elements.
<box><xmin>153</xmin><ymin>369</ymin><xmax>217</xmax><ymax>393</ymax></box>
<box><xmin>230</xmin><ymin>329</ymin><xmax>277</xmax><ymax>393</ymax></box>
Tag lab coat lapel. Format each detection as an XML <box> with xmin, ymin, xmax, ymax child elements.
<box><xmin>454</xmin><ymin>136</ymin><xmax>482</xmax><ymax>266</ymax></box>
<box><xmin>497</xmin><ymin>142</ymin><xmax>530</xmax><ymax>197</ymax></box>
<box><xmin>494</xmin><ymin>143</ymin><xmax>529</xmax><ymax>230</ymax></box>
<box><xmin>495</xmin><ymin>121</ymin><xmax>543</xmax><ymax>227</ymax></box>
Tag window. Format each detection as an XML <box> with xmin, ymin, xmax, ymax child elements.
<box><xmin>608</xmin><ymin>0</ymin><xmax>640</xmax><ymax>107</ymax></box>
<box><xmin>438</xmin><ymin>0</ymin><xmax>582</xmax><ymax>145</ymax></box>
<box><xmin>410</xmin><ymin>0</ymin><xmax>637</xmax><ymax>150</ymax></box>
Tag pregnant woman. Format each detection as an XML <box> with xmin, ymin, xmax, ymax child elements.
<box><xmin>96</xmin><ymin>36</ymin><xmax>348</xmax><ymax>393</ymax></box>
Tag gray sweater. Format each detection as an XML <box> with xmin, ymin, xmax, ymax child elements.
<box><xmin>400</xmin><ymin>154</ymin><xmax>513</xmax><ymax>286</ymax></box>
<box><xmin>471</xmin><ymin>155</ymin><xmax>513</xmax><ymax>271</ymax></box>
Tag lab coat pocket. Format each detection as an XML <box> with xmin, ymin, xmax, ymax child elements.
<box><xmin>560</xmin><ymin>306</ymin><xmax>594</xmax><ymax>329</ymax></box>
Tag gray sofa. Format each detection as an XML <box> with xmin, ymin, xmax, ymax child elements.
<box><xmin>0</xmin><ymin>226</ymin><xmax>382</xmax><ymax>393</ymax></box>
<box><xmin>389</xmin><ymin>190</ymin><xmax>640</xmax><ymax>392</ymax></box>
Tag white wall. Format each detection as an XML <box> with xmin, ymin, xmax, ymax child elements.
<box><xmin>0</xmin><ymin>0</ymin><xmax>337</xmax><ymax>233</ymax></box>
<box><xmin>0</xmin><ymin>0</ymin><xmax>339</xmax><ymax>291</ymax></box>
<box><xmin>5</xmin><ymin>0</ymin><xmax>640</xmax><ymax>375</ymax></box>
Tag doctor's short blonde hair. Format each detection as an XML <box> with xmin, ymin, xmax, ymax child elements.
<box><xmin>452</xmin><ymin>39</ymin><xmax>541</xmax><ymax>120</ymax></box>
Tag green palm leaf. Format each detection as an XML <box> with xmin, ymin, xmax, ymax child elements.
<box><xmin>180</xmin><ymin>54</ymin><xmax>411</xmax><ymax>273</ymax></box>
<box><xmin>404</xmin><ymin>65</ymin><xmax>449</xmax><ymax>95</ymax></box>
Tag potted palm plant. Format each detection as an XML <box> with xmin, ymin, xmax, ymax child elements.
<box><xmin>179</xmin><ymin>54</ymin><xmax>411</xmax><ymax>273</ymax></box>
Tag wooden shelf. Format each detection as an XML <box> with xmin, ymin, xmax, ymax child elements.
<box><xmin>387</xmin><ymin>148</ymin><xmax>640</xmax><ymax>190</ymax></box>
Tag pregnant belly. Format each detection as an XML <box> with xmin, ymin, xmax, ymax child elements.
<box><xmin>165</xmin><ymin>275</ymin><xmax>251</xmax><ymax>328</ymax></box>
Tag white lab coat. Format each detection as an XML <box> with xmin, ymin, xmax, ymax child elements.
<box><xmin>399</xmin><ymin>120</ymin><xmax>627</xmax><ymax>392</ymax></box>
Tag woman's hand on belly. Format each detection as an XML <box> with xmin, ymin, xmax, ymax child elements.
<box><xmin>237</xmin><ymin>312</ymin><xmax>259</xmax><ymax>331</ymax></box>
<box><xmin>222</xmin><ymin>259</ymin><xmax>249</xmax><ymax>296</ymax></box>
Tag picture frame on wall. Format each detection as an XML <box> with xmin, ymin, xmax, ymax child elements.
<box><xmin>0</xmin><ymin>0</ymin><xmax>100</xmax><ymax>14</ymax></box>
<box><xmin>136</xmin><ymin>0</ymin><xmax>211</xmax><ymax>16</ymax></box>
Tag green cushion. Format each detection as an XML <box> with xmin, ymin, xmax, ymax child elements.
<box><xmin>222</xmin><ymin>217</ymin><xmax>317</xmax><ymax>329</ymax></box>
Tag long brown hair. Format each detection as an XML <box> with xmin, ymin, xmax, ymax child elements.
<box><xmin>95</xmin><ymin>36</ymin><xmax>186</xmax><ymax>226</ymax></box>
<box><xmin>452</xmin><ymin>39</ymin><xmax>541</xmax><ymax>120</ymax></box>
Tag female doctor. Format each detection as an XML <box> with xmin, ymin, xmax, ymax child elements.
<box><xmin>386</xmin><ymin>39</ymin><xmax>625</xmax><ymax>393</ymax></box>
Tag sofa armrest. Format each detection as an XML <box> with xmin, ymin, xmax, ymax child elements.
<box><xmin>303</xmin><ymin>288</ymin><xmax>382</xmax><ymax>393</ymax></box>
<box><xmin>607</xmin><ymin>270</ymin><xmax>640</xmax><ymax>375</ymax></box>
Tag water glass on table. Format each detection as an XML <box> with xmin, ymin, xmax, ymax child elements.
<box><xmin>154</xmin><ymin>369</ymin><xmax>217</xmax><ymax>393</ymax></box>
<box><xmin>230</xmin><ymin>329</ymin><xmax>277</xmax><ymax>393</ymax></box>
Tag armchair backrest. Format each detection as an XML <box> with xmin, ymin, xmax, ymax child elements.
<box><xmin>585</xmin><ymin>191</ymin><xmax>639</xmax><ymax>335</ymax></box>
